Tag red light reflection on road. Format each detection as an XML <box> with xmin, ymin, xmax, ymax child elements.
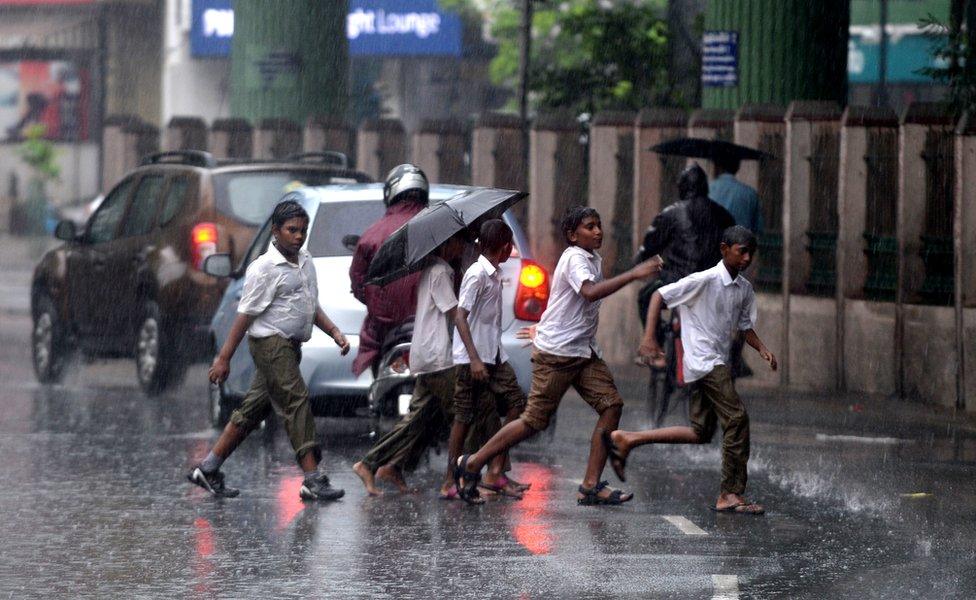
<box><xmin>512</xmin><ymin>463</ymin><xmax>554</xmax><ymax>555</ymax></box>
<box><xmin>276</xmin><ymin>474</ymin><xmax>305</xmax><ymax>531</ymax></box>
<box><xmin>192</xmin><ymin>517</ymin><xmax>214</xmax><ymax>598</ymax></box>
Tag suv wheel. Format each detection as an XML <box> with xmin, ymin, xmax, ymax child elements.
<box><xmin>209</xmin><ymin>381</ymin><xmax>234</xmax><ymax>429</ymax></box>
<box><xmin>32</xmin><ymin>295</ymin><xmax>71</xmax><ymax>383</ymax></box>
<box><xmin>135</xmin><ymin>300</ymin><xmax>185</xmax><ymax>395</ymax></box>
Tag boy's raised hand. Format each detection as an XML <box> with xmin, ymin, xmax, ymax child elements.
<box><xmin>637</xmin><ymin>338</ymin><xmax>665</xmax><ymax>364</ymax></box>
<box><xmin>632</xmin><ymin>255</ymin><xmax>664</xmax><ymax>280</ymax></box>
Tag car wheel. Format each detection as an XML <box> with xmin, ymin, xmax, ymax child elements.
<box><xmin>32</xmin><ymin>295</ymin><xmax>71</xmax><ymax>383</ymax></box>
<box><xmin>135</xmin><ymin>300</ymin><xmax>185</xmax><ymax>396</ymax></box>
<box><xmin>209</xmin><ymin>381</ymin><xmax>234</xmax><ymax>429</ymax></box>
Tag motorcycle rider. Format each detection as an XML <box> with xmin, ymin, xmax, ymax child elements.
<box><xmin>635</xmin><ymin>163</ymin><xmax>735</xmax><ymax>364</ymax></box>
<box><xmin>349</xmin><ymin>164</ymin><xmax>430</xmax><ymax>376</ymax></box>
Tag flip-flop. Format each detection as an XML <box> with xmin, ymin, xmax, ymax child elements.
<box><xmin>439</xmin><ymin>485</ymin><xmax>459</xmax><ymax>501</ymax></box>
<box><xmin>496</xmin><ymin>475</ymin><xmax>531</xmax><ymax>492</ymax></box>
<box><xmin>601</xmin><ymin>431</ymin><xmax>628</xmax><ymax>482</ymax></box>
<box><xmin>710</xmin><ymin>502</ymin><xmax>765</xmax><ymax>515</ymax></box>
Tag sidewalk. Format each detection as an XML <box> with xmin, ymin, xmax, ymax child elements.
<box><xmin>0</xmin><ymin>233</ymin><xmax>56</xmax><ymax>316</ymax></box>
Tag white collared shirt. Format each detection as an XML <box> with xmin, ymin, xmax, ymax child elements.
<box><xmin>411</xmin><ymin>257</ymin><xmax>458</xmax><ymax>375</ymax></box>
<box><xmin>658</xmin><ymin>260</ymin><xmax>757</xmax><ymax>383</ymax></box>
<box><xmin>452</xmin><ymin>254</ymin><xmax>507</xmax><ymax>365</ymax></box>
<box><xmin>238</xmin><ymin>242</ymin><xmax>319</xmax><ymax>342</ymax></box>
<box><xmin>534</xmin><ymin>245</ymin><xmax>604</xmax><ymax>358</ymax></box>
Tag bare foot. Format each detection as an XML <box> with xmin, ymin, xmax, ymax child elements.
<box><xmin>352</xmin><ymin>461</ymin><xmax>383</xmax><ymax>496</ymax></box>
<box><xmin>375</xmin><ymin>464</ymin><xmax>411</xmax><ymax>493</ymax></box>
<box><xmin>480</xmin><ymin>474</ymin><xmax>523</xmax><ymax>499</ymax></box>
<box><xmin>609</xmin><ymin>430</ymin><xmax>631</xmax><ymax>459</ymax></box>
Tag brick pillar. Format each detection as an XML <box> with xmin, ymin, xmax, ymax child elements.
<box><xmin>528</xmin><ymin>114</ymin><xmax>586</xmax><ymax>271</ymax></box>
<box><xmin>303</xmin><ymin>115</ymin><xmax>355</xmax><ymax>166</ymax></box>
<box><xmin>587</xmin><ymin>112</ymin><xmax>636</xmax><ymax>275</ymax></box>
<box><xmin>209</xmin><ymin>118</ymin><xmax>253</xmax><ymax>160</ymax></box>
<box><xmin>835</xmin><ymin>106</ymin><xmax>898</xmax><ymax>392</ymax></box>
<box><xmin>254</xmin><ymin>118</ymin><xmax>301</xmax><ymax>159</ymax></box>
<box><xmin>357</xmin><ymin>119</ymin><xmax>406</xmax><ymax>180</ymax></box>
<box><xmin>471</xmin><ymin>112</ymin><xmax>527</xmax><ymax>224</ymax></box>
<box><xmin>955</xmin><ymin>112</ymin><xmax>976</xmax><ymax>408</ymax></box>
<box><xmin>163</xmin><ymin>117</ymin><xmax>208</xmax><ymax>152</ymax></box>
<box><xmin>632</xmin><ymin>108</ymin><xmax>686</xmax><ymax>251</ymax></box>
<box><xmin>411</xmin><ymin>119</ymin><xmax>468</xmax><ymax>184</ymax></box>
<box><xmin>101</xmin><ymin>115</ymin><xmax>159</xmax><ymax>191</ymax></box>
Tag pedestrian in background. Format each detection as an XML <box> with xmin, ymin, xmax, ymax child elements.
<box><xmin>709</xmin><ymin>155</ymin><xmax>762</xmax><ymax>236</ymax></box>
<box><xmin>188</xmin><ymin>200</ymin><xmax>350</xmax><ymax>502</ymax></box>
<box><xmin>606</xmin><ymin>225</ymin><xmax>776</xmax><ymax>515</ymax></box>
<box><xmin>454</xmin><ymin>207</ymin><xmax>662</xmax><ymax>505</ymax></box>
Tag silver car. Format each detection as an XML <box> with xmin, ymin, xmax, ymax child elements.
<box><xmin>205</xmin><ymin>183</ymin><xmax>549</xmax><ymax>428</ymax></box>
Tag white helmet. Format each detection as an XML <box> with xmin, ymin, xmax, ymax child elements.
<box><xmin>383</xmin><ymin>163</ymin><xmax>429</xmax><ymax>207</ymax></box>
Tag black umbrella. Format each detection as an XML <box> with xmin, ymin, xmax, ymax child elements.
<box><xmin>650</xmin><ymin>137</ymin><xmax>772</xmax><ymax>161</ymax></box>
<box><xmin>366</xmin><ymin>187</ymin><xmax>527</xmax><ymax>287</ymax></box>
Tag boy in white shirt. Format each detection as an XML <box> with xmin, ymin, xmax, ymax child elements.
<box><xmin>606</xmin><ymin>225</ymin><xmax>777</xmax><ymax>515</ymax></box>
<box><xmin>353</xmin><ymin>232</ymin><xmax>466</xmax><ymax>497</ymax></box>
<box><xmin>189</xmin><ymin>200</ymin><xmax>350</xmax><ymax>502</ymax></box>
<box><xmin>454</xmin><ymin>207</ymin><xmax>662</xmax><ymax>505</ymax></box>
<box><xmin>449</xmin><ymin>219</ymin><xmax>529</xmax><ymax>504</ymax></box>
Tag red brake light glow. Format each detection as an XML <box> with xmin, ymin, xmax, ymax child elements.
<box><xmin>190</xmin><ymin>222</ymin><xmax>218</xmax><ymax>270</ymax></box>
<box><xmin>514</xmin><ymin>259</ymin><xmax>549</xmax><ymax>322</ymax></box>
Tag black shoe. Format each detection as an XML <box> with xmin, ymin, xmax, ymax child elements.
<box><xmin>187</xmin><ymin>466</ymin><xmax>240</xmax><ymax>498</ymax></box>
<box><xmin>300</xmin><ymin>472</ymin><xmax>345</xmax><ymax>502</ymax></box>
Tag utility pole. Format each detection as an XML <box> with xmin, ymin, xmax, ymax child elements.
<box><xmin>517</xmin><ymin>0</ymin><xmax>533</xmax><ymax>126</ymax></box>
<box><xmin>876</xmin><ymin>0</ymin><xmax>889</xmax><ymax>107</ymax></box>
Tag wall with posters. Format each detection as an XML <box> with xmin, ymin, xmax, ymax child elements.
<box><xmin>0</xmin><ymin>59</ymin><xmax>90</xmax><ymax>142</ymax></box>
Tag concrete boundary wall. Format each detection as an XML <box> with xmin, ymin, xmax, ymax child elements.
<box><xmin>78</xmin><ymin>106</ymin><xmax>973</xmax><ymax>411</ymax></box>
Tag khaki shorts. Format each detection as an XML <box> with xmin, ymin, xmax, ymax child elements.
<box><xmin>520</xmin><ymin>349</ymin><xmax>624</xmax><ymax>431</ymax></box>
<box><xmin>453</xmin><ymin>361</ymin><xmax>527</xmax><ymax>425</ymax></box>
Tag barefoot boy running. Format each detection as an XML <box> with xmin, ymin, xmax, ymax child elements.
<box><xmin>455</xmin><ymin>207</ymin><xmax>662</xmax><ymax>505</ymax></box>
<box><xmin>606</xmin><ymin>225</ymin><xmax>776</xmax><ymax>515</ymax></box>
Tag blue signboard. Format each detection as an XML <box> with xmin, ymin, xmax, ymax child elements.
<box><xmin>347</xmin><ymin>0</ymin><xmax>462</xmax><ymax>57</ymax></box>
<box><xmin>702</xmin><ymin>31</ymin><xmax>738</xmax><ymax>88</ymax></box>
<box><xmin>190</xmin><ymin>0</ymin><xmax>233</xmax><ymax>58</ymax></box>
<box><xmin>190</xmin><ymin>0</ymin><xmax>462</xmax><ymax>59</ymax></box>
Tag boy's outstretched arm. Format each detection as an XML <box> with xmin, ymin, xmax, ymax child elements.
<box><xmin>637</xmin><ymin>290</ymin><xmax>666</xmax><ymax>361</ymax></box>
<box><xmin>579</xmin><ymin>256</ymin><xmax>662</xmax><ymax>303</ymax></box>
<box><xmin>209</xmin><ymin>313</ymin><xmax>256</xmax><ymax>383</ymax></box>
<box><xmin>454</xmin><ymin>307</ymin><xmax>487</xmax><ymax>381</ymax></box>
<box><xmin>315</xmin><ymin>306</ymin><xmax>350</xmax><ymax>355</ymax></box>
<box><xmin>743</xmin><ymin>329</ymin><xmax>777</xmax><ymax>371</ymax></box>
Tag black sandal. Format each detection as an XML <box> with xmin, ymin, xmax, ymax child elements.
<box><xmin>454</xmin><ymin>454</ymin><xmax>484</xmax><ymax>505</ymax></box>
<box><xmin>601</xmin><ymin>430</ymin><xmax>627</xmax><ymax>482</ymax></box>
<box><xmin>577</xmin><ymin>480</ymin><xmax>633</xmax><ymax>506</ymax></box>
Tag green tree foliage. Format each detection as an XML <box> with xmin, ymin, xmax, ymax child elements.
<box><xmin>919</xmin><ymin>1</ymin><xmax>976</xmax><ymax>115</ymax></box>
<box><xmin>18</xmin><ymin>124</ymin><xmax>60</xmax><ymax>183</ymax></box>
<box><xmin>485</xmin><ymin>0</ymin><xmax>670</xmax><ymax>115</ymax></box>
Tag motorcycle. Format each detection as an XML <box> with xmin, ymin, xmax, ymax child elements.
<box><xmin>367</xmin><ymin>319</ymin><xmax>416</xmax><ymax>436</ymax></box>
<box><xmin>644</xmin><ymin>306</ymin><xmax>688</xmax><ymax>427</ymax></box>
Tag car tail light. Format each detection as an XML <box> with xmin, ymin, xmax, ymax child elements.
<box><xmin>190</xmin><ymin>222</ymin><xmax>218</xmax><ymax>270</ymax></box>
<box><xmin>514</xmin><ymin>259</ymin><xmax>549</xmax><ymax>322</ymax></box>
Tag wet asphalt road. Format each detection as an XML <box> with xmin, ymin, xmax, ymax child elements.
<box><xmin>2</xmin><ymin>264</ymin><xmax>976</xmax><ymax>597</ymax></box>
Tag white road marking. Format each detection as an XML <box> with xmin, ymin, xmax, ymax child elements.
<box><xmin>711</xmin><ymin>574</ymin><xmax>739</xmax><ymax>599</ymax></box>
<box><xmin>662</xmin><ymin>515</ymin><xmax>707</xmax><ymax>535</ymax></box>
<box><xmin>815</xmin><ymin>433</ymin><xmax>912</xmax><ymax>445</ymax></box>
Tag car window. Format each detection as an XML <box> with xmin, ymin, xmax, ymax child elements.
<box><xmin>158</xmin><ymin>176</ymin><xmax>190</xmax><ymax>226</ymax></box>
<box><xmin>306</xmin><ymin>200</ymin><xmax>386</xmax><ymax>257</ymax></box>
<box><xmin>239</xmin><ymin>220</ymin><xmax>273</xmax><ymax>271</ymax></box>
<box><xmin>120</xmin><ymin>175</ymin><xmax>165</xmax><ymax>237</ymax></box>
<box><xmin>213</xmin><ymin>170</ymin><xmax>355</xmax><ymax>226</ymax></box>
<box><xmin>87</xmin><ymin>178</ymin><xmax>135</xmax><ymax>244</ymax></box>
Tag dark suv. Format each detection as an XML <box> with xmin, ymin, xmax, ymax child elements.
<box><xmin>30</xmin><ymin>150</ymin><xmax>372</xmax><ymax>394</ymax></box>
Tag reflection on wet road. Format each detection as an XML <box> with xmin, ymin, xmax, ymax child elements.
<box><xmin>1</xmin><ymin>312</ymin><xmax>975</xmax><ymax>598</ymax></box>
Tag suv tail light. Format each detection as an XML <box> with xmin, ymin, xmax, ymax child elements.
<box><xmin>514</xmin><ymin>259</ymin><xmax>549</xmax><ymax>322</ymax></box>
<box><xmin>190</xmin><ymin>222</ymin><xmax>218</xmax><ymax>270</ymax></box>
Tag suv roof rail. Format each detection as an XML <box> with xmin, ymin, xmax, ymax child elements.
<box><xmin>286</xmin><ymin>151</ymin><xmax>349</xmax><ymax>169</ymax></box>
<box><xmin>141</xmin><ymin>150</ymin><xmax>217</xmax><ymax>168</ymax></box>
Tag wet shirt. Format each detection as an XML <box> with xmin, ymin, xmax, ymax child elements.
<box><xmin>710</xmin><ymin>174</ymin><xmax>763</xmax><ymax>235</ymax></box>
<box><xmin>239</xmin><ymin>242</ymin><xmax>318</xmax><ymax>342</ymax></box>
<box><xmin>452</xmin><ymin>255</ymin><xmax>507</xmax><ymax>365</ymax></box>
<box><xmin>411</xmin><ymin>257</ymin><xmax>458</xmax><ymax>375</ymax></box>
<box><xmin>659</xmin><ymin>260</ymin><xmax>757</xmax><ymax>383</ymax></box>
<box><xmin>534</xmin><ymin>245</ymin><xmax>603</xmax><ymax>359</ymax></box>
